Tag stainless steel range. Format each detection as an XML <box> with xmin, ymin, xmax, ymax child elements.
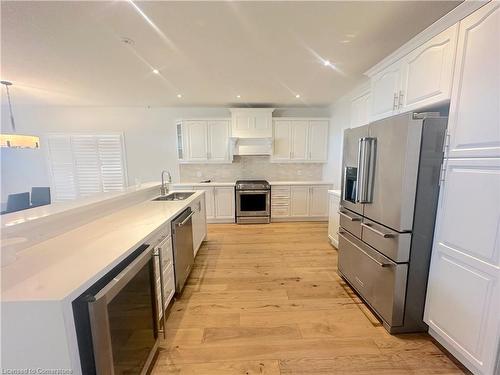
<box><xmin>235</xmin><ymin>180</ymin><xmax>271</xmax><ymax>224</ymax></box>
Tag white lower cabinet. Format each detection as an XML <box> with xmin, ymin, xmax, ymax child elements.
<box><xmin>328</xmin><ymin>191</ymin><xmax>340</xmax><ymax>248</ymax></box>
<box><xmin>214</xmin><ymin>187</ymin><xmax>235</xmax><ymax>220</ymax></box>
<box><xmin>272</xmin><ymin>184</ymin><xmax>331</xmax><ymax>221</ymax></box>
<box><xmin>425</xmin><ymin>158</ymin><xmax>500</xmax><ymax>375</ymax></box>
<box><xmin>191</xmin><ymin>194</ymin><xmax>207</xmax><ymax>256</ymax></box>
<box><xmin>194</xmin><ymin>187</ymin><xmax>215</xmax><ymax>219</ymax></box>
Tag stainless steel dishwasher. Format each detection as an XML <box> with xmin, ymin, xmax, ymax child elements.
<box><xmin>171</xmin><ymin>207</ymin><xmax>194</xmax><ymax>293</ymax></box>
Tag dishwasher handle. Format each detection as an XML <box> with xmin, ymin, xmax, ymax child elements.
<box><xmin>176</xmin><ymin>211</ymin><xmax>194</xmax><ymax>227</ymax></box>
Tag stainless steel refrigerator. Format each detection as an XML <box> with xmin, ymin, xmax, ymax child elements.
<box><xmin>338</xmin><ymin>111</ymin><xmax>447</xmax><ymax>333</ymax></box>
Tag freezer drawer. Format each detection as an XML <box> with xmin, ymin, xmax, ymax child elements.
<box><xmin>338</xmin><ymin>230</ymin><xmax>408</xmax><ymax>327</ymax></box>
<box><xmin>339</xmin><ymin>206</ymin><xmax>362</xmax><ymax>238</ymax></box>
<box><xmin>361</xmin><ymin>218</ymin><xmax>412</xmax><ymax>262</ymax></box>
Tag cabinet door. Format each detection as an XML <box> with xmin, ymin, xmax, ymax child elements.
<box><xmin>290</xmin><ymin>121</ymin><xmax>309</xmax><ymax>161</ymax></box>
<box><xmin>447</xmin><ymin>2</ymin><xmax>500</xmax><ymax>158</ymax></box>
<box><xmin>400</xmin><ymin>24</ymin><xmax>458</xmax><ymax>112</ymax></box>
<box><xmin>370</xmin><ymin>62</ymin><xmax>402</xmax><ymax>122</ymax></box>
<box><xmin>191</xmin><ymin>196</ymin><xmax>207</xmax><ymax>256</ymax></box>
<box><xmin>214</xmin><ymin>187</ymin><xmax>235</xmax><ymax>220</ymax></box>
<box><xmin>272</xmin><ymin>120</ymin><xmax>291</xmax><ymax>161</ymax></box>
<box><xmin>194</xmin><ymin>187</ymin><xmax>214</xmax><ymax>219</ymax></box>
<box><xmin>254</xmin><ymin>113</ymin><xmax>272</xmax><ymax>137</ymax></box>
<box><xmin>185</xmin><ymin>121</ymin><xmax>208</xmax><ymax>161</ymax></box>
<box><xmin>309</xmin><ymin>186</ymin><xmax>329</xmax><ymax>217</ymax></box>
<box><xmin>290</xmin><ymin>186</ymin><xmax>310</xmax><ymax>217</ymax></box>
<box><xmin>308</xmin><ymin>121</ymin><xmax>329</xmax><ymax>162</ymax></box>
<box><xmin>208</xmin><ymin>120</ymin><xmax>230</xmax><ymax>161</ymax></box>
<box><xmin>328</xmin><ymin>194</ymin><xmax>340</xmax><ymax>247</ymax></box>
<box><xmin>424</xmin><ymin>158</ymin><xmax>500</xmax><ymax>375</ymax></box>
<box><xmin>351</xmin><ymin>92</ymin><xmax>371</xmax><ymax>128</ymax></box>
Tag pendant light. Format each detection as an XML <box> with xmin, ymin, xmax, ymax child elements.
<box><xmin>1</xmin><ymin>80</ymin><xmax>40</xmax><ymax>149</ymax></box>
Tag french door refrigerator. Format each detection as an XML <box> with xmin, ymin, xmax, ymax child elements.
<box><xmin>338</xmin><ymin>111</ymin><xmax>447</xmax><ymax>333</ymax></box>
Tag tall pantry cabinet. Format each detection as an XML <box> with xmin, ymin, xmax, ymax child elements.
<box><xmin>424</xmin><ymin>3</ymin><xmax>500</xmax><ymax>375</ymax></box>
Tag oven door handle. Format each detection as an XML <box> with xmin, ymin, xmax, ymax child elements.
<box><xmin>238</xmin><ymin>190</ymin><xmax>270</xmax><ymax>194</ymax></box>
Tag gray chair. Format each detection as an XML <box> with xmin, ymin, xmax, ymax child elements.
<box><xmin>31</xmin><ymin>187</ymin><xmax>51</xmax><ymax>207</ymax></box>
<box><xmin>6</xmin><ymin>192</ymin><xmax>31</xmax><ymax>213</ymax></box>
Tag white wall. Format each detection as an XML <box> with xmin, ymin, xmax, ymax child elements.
<box><xmin>323</xmin><ymin>79</ymin><xmax>370</xmax><ymax>189</ymax></box>
<box><xmin>0</xmin><ymin>105</ymin><xmax>329</xmax><ymax>203</ymax></box>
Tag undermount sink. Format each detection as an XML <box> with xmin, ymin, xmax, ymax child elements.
<box><xmin>152</xmin><ymin>192</ymin><xmax>194</xmax><ymax>201</ymax></box>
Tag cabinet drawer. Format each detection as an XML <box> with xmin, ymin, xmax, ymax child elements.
<box><xmin>339</xmin><ymin>206</ymin><xmax>362</xmax><ymax>238</ymax></box>
<box><xmin>271</xmin><ymin>186</ymin><xmax>291</xmax><ymax>196</ymax></box>
<box><xmin>361</xmin><ymin>218</ymin><xmax>411</xmax><ymax>262</ymax></box>
<box><xmin>338</xmin><ymin>230</ymin><xmax>408</xmax><ymax>326</ymax></box>
<box><xmin>271</xmin><ymin>206</ymin><xmax>290</xmax><ymax>217</ymax></box>
<box><xmin>271</xmin><ymin>197</ymin><xmax>290</xmax><ymax>205</ymax></box>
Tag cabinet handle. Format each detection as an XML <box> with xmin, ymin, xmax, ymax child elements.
<box><xmin>398</xmin><ymin>91</ymin><xmax>404</xmax><ymax>109</ymax></box>
<box><xmin>393</xmin><ymin>93</ymin><xmax>398</xmax><ymax>110</ymax></box>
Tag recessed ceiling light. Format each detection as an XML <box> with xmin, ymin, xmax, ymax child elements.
<box><xmin>177</xmin><ymin>94</ymin><xmax>182</xmax><ymax>98</ymax></box>
<box><xmin>295</xmin><ymin>94</ymin><xmax>301</xmax><ymax>99</ymax></box>
<box><xmin>236</xmin><ymin>95</ymin><xmax>241</xmax><ymax>99</ymax></box>
<box><xmin>324</xmin><ymin>60</ymin><xmax>331</xmax><ymax>66</ymax></box>
<box><xmin>120</xmin><ymin>36</ymin><xmax>135</xmax><ymax>46</ymax></box>
<box><xmin>340</xmin><ymin>40</ymin><xmax>351</xmax><ymax>44</ymax></box>
<box><xmin>152</xmin><ymin>69</ymin><xmax>159</xmax><ymax>74</ymax></box>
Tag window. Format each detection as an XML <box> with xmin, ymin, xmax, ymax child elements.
<box><xmin>47</xmin><ymin>134</ymin><xmax>127</xmax><ymax>201</ymax></box>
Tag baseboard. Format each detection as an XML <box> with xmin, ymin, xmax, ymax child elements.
<box><xmin>207</xmin><ymin>218</ymin><xmax>235</xmax><ymax>224</ymax></box>
<box><xmin>328</xmin><ymin>235</ymin><xmax>338</xmax><ymax>249</ymax></box>
<box><xmin>271</xmin><ymin>216</ymin><xmax>328</xmax><ymax>222</ymax></box>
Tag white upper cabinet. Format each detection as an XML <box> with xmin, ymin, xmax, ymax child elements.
<box><xmin>272</xmin><ymin>120</ymin><xmax>291</xmax><ymax>161</ymax></box>
<box><xmin>308</xmin><ymin>120</ymin><xmax>329</xmax><ymax>162</ymax></box>
<box><xmin>185</xmin><ymin>120</ymin><xmax>209</xmax><ymax>161</ymax></box>
<box><xmin>369</xmin><ymin>24</ymin><xmax>458</xmax><ymax>122</ymax></box>
<box><xmin>447</xmin><ymin>2</ymin><xmax>500</xmax><ymax>158</ymax></box>
<box><xmin>400</xmin><ymin>24</ymin><xmax>458</xmax><ymax>112</ymax></box>
<box><xmin>351</xmin><ymin>91</ymin><xmax>371</xmax><ymax>128</ymax></box>
<box><xmin>230</xmin><ymin>108</ymin><xmax>274</xmax><ymax>138</ymax></box>
<box><xmin>271</xmin><ymin>119</ymin><xmax>329</xmax><ymax>162</ymax></box>
<box><xmin>208</xmin><ymin>120</ymin><xmax>230</xmax><ymax>161</ymax></box>
<box><xmin>177</xmin><ymin>119</ymin><xmax>231</xmax><ymax>163</ymax></box>
<box><xmin>291</xmin><ymin>121</ymin><xmax>309</xmax><ymax>160</ymax></box>
<box><xmin>370</xmin><ymin>61</ymin><xmax>402</xmax><ymax>122</ymax></box>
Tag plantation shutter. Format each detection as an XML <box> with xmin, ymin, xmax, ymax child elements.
<box><xmin>47</xmin><ymin>134</ymin><xmax>126</xmax><ymax>201</ymax></box>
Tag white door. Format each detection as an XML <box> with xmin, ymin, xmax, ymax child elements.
<box><xmin>214</xmin><ymin>187</ymin><xmax>235</xmax><ymax>220</ymax></box>
<box><xmin>308</xmin><ymin>121</ymin><xmax>329</xmax><ymax>162</ymax></box>
<box><xmin>290</xmin><ymin>121</ymin><xmax>309</xmax><ymax>161</ymax></box>
<box><xmin>424</xmin><ymin>158</ymin><xmax>500</xmax><ymax>375</ymax></box>
<box><xmin>447</xmin><ymin>2</ymin><xmax>500</xmax><ymax>158</ymax></box>
<box><xmin>194</xmin><ymin>187</ymin><xmax>214</xmax><ymax>219</ymax></box>
<box><xmin>208</xmin><ymin>120</ymin><xmax>230</xmax><ymax>161</ymax></box>
<box><xmin>351</xmin><ymin>92</ymin><xmax>371</xmax><ymax>128</ymax></box>
<box><xmin>290</xmin><ymin>186</ymin><xmax>310</xmax><ymax>217</ymax></box>
<box><xmin>185</xmin><ymin>121</ymin><xmax>208</xmax><ymax>161</ymax></box>
<box><xmin>272</xmin><ymin>120</ymin><xmax>291</xmax><ymax>161</ymax></box>
<box><xmin>370</xmin><ymin>62</ymin><xmax>402</xmax><ymax>122</ymax></box>
<box><xmin>309</xmin><ymin>186</ymin><xmax>329</xmax><ymax>216</ymax></box>
<box><xmin>400</xmin><ymin>24</ymin><xmax>458</xmax><ymax>112</ymax></box>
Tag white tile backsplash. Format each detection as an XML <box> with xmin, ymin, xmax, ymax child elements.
<box><xmin>179</xmin><ymin>156</ymin><xmax>323</xmax><ymax>182</ymax></box>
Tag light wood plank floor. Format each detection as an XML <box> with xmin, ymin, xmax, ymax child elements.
<box><xmin>152</xmin><ymin>222</ymin><xmax>469</xmax><ymax>375</ymax></box>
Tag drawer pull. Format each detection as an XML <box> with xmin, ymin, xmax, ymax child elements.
<box><xmin>338</xmin><ymin>232</ymin><xmax>393</xmax><ymax>268</ymax></box>
<box><xmin>338</xmin><ymin>211</ymin><xmax>361</xmax><ymax>222</ymax></box>
<box><xmin>361</xmin><ymin>223</ymin><xmax>393</xmax><ymax>238</ymax></box>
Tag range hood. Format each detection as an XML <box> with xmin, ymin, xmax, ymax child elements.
<box><xmin>230</xmin><ymin>137</ymin><xmax>273</xmax><ymax>156</ymax></box>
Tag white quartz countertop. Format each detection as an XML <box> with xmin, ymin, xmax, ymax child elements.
<box><xmin>329</xmin><ymin>189</ymin><xmax>341</xmax><ymax>197</ymax></box>
<box><xmin>173</xmin><ymin>182</ymin><xmax>236</xmax><ymax>187</ymax></box>
<box><xmin>1</xmin><ymin>190</ymin><xmax>204</xmax><ymax>303</ymax></box>
<box><xmin>269</xmin><ymin>181</ymin><xmax>333</xmax><ymax>186</ymax></box>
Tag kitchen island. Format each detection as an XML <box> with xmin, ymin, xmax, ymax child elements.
<box><xmin>1</xmin><ymin>186</ymin><xmax>206</xmax><ymax>373</ymax></box>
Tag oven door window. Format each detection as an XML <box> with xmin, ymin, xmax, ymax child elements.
<box><xmin>107</xmin><ymin>261</ymin><xmax>156</xmax><ymax>373</ymax></box>
<box><xmin>240</xmin><ymin>193</ymin><xmax>267</xmax><ymax>212</ymax></box>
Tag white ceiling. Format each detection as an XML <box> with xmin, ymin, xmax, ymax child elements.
<box><xmin>1</xmin><ymin>1</ymin><xmax>460</xmax><ymax>107</ymax></box>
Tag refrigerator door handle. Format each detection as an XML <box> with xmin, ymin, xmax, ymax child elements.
<box><xmin>357</xmin><ymin>137</ymin><xmax>376</xmax><ymax>203</ymax></box>
<box><xmin>361</xmin><ymin>222</ymin><xmax>393</xmax><ymax>238</ymax></box>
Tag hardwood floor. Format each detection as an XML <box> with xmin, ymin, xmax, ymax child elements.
<box><xmin>152</xmin><ymin>222</ymin><xmax>469</xmax><ymax>374</ymax></box>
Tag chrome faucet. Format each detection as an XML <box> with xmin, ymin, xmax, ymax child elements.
<box><xmin>160</xmin><ymin>170</ymin><xmax>172</xmax><ymax>195</ymax></box>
